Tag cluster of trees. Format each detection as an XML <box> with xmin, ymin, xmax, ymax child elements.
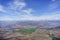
<box><xmin>47</xmin><ymin>33</ymin><xmax>60</xmax><ymax>40</ymax></box>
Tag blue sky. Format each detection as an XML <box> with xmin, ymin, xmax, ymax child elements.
<box><xmin>0</xmin><ymin>0</ymin><xmax>60</xmax><ymax>21</ymax></box>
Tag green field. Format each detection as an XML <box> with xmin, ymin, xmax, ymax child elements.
<box><xmin>19</xmin><ymin>28</ymin><xmax>36</xmax><ymax>34</ymax></box>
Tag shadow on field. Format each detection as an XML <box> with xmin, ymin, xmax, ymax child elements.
<box><xmin>0</xmin><ymin>37</ymin><xmax>8</xmax><ymax>40</ymax></box>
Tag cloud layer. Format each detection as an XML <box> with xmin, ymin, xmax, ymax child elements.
<box><xmin>0</xmin><ymin>0</ymin><xmax>60</xmax><ymax>21</ymax></box>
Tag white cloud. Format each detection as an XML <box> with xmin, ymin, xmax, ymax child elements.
<box><xmin>18</xmin><ymin>11</ymin><xmax>60</xmax><ymax>21</ymax></box>
<box><xmin>0</xmin><ymin>0</ymin><xmax>60</xmax><ymax>21</ymax></box>
<box><xmin>9</xmin><ymin>0</ymin><xmax>26</xmax><ymax>10</ymax></box>
<box><xmin>7</xmin><ymin>0</ymin><xmax>34</xmax><ymax>16</ymax></box>
<box><xmin>22</xmin><ymin>8</ymin><xmax>34</xmax><ymax>15</ymax></box>
<box><xmin>0</xmin><ymin>0</ymin><xmax>35</xmax><ymax>21</ymax></box>
<box><xmin>0</xmin><ymin>5</ymin><xmax>6</xmax><ymax>12</ymax></box>
<box><xmin>38</xmin><ymin>14</ymin><xmax>60</xmax><ymax>20</ymax></box>
<box><xmin>0</xmin><ymin>16</ymin><xmax>13</xmax><ymax>21</ymax></box>
<box><xmin>0</xmin><ymin>12</ymin><xmax>60</xmax><ymax>21</ymax></box>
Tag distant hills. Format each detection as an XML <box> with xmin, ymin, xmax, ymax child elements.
<box><xmin>0</xmin><ymin>20</ymin><xmax>60</xmax><ymax>30</ymax></box>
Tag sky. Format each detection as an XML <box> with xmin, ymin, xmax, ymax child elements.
<box><xmin>0</xmin><ymin>0</ymin><xmax>60</xmax><ymax>21</ymax></box>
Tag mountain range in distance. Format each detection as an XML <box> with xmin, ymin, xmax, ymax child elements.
<box><xmin>0</xmin><ymin>20</ymin><xmax>60</xmax><ymax>30</ymax></box>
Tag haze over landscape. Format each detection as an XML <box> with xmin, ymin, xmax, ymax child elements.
<box><xmin>0</xmin><ymin>0</ymin><xmax>60</xmax><ymax>40</ymax></box>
